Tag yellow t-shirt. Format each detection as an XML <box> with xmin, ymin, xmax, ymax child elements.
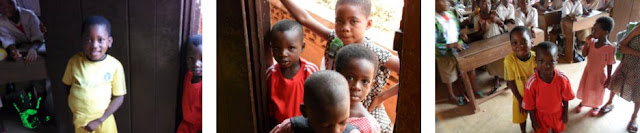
<box><xmin>504</xmin><ymin>52</ymin><xmax>537</xmax><ymax>95</ymax></box>
<box><xmin>504</xmin><ymin>51</ymin><xmax>536</xmax><ymax>123</ymax></box>
<box><xmin>62</xmin><ymin>52</ymin><xmax>126</xmax><ymax>128</ymax></box>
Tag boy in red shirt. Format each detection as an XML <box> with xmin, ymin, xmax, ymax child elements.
<box><xmin>523</xmin><ymin>42</ymin><xmax>575</xmax><ymax>133</ymax></box>
<box><xmin>177</xmin><ymin>35</ymin><xmax>202</xmax><ymax>133</ymax></box>
<box><xmin>267</xmin><ymin>20</ymin><xmax>319</xmax><ymax>124</ymax></box>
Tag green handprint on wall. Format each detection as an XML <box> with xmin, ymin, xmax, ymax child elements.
<box><xmin>12</xmin><ymin>91</ymin><xmax>49</xmax><ymax>129</ymax></box>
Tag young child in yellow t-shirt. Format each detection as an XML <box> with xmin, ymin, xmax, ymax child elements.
<box><xmin>504</xmin><ymin>26</ymin><xmax>537</xmax><ymax>133</ymax></box>
<box><xmin>62</xmin><ymin>16</ymin><xmax>126</xmax><ymax>133</ymax></box>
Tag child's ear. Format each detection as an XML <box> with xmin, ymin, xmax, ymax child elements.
<box><xmin>108</xmin><ymin>36</ymin><xmax>113</xmax><ymax>48</ymax></box>
<box><xmin>300</xmin><ymin>104</ymin><xmax>307</xmax><ymax>117</ymax></box>
<box><xmin>366</xmin><ymin>18</ymin><xmax>372</xmax><ymax>30</ymax></box>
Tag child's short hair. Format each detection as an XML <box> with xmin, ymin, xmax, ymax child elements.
<box><xmin>81</xmin><ymin>16</ymin><xmax>112</xmax><ymax>36</ymax></box>
<box><xmin>188</xmin><ymin>34</ymin><xmax>202</xmax><ymax>47</ymax></box>
<box><xmin>335</xmin><ymin>44</ymin><xmax>379</xmax><ymax>72</ymax></box>
<box><xmin>270</xmin><ymin>19</ymin><xmax>304</xmax><ymax>42</ymax></box>
<box><xmin>510</xmin><ymin>26</ymin><xmax>531</xmax><ymax>40</ymax></box>
<box><xmin>337</xmin><ymin>0</ymin><xmax>372</xmax><ymax>17</ymax></box>
<box><xmin>303</xmin><ymin>70</ymin><xmax>349</xmax><ymax>109</ymax></box>
<box><xmin>534</xmin><ymin>41</ymin><xmax>558</xmax><ymax>57</ymax></box>
<box><xmin>596</xmin><ymin>16</ymin><xmax>615</xmax><ymax>33</ymax></box>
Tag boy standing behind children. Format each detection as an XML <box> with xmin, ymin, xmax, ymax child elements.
<box><xmin>505</xmin><ymin>26</ymin><xmax>536</xmax><ymax>133</ymax></box>
<box><xmin>267</xmin><ymin>20</ymin><xmax>319</xmax><ymax>124</ymax></box>
<box><xmin>524</xmin><ymin>42</ymin><xmax>575</xmax><ymax>133</ymax></box>
<box><xmin>177</xmin><ymin>35</ymin><xmax>203</xmax><ymax>133</ymax></box>
<box><xmin>270</xmin><ymin>71</ymin><xmax>360</xmax><ymax>133</ymax></box>
<box><xmin>62</xmin><ymin>16</ymin><xmax>125</xmax><ymax>133</ymax></box>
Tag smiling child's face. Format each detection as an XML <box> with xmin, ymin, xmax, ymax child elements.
<box><xmin>510</xmin><ymin>31</ymin><xmax>533</xmax><ymax>59</ymax></box>
<box><xmin>83</xmin><ymin>25</ymin><xmax>112</xmax><ymax>61</ymax></box>
<box><xmin>335</xmin><ymin>4</ymin><xmax>372</xmax><ymax>45</ymax></box>
<box><xmin>339</xmin><ymin>58</ymin><xmax>375</xmax><ymax>103</ymax></box>
<box><xmin>187</xmin><ymin>44</ymin><xmax>203</xmax><ymax>76</ymax></box>
<box><xmin>271</xmin><ymin>30</ymin><xmax>303</xmax><ymax>68</ymax></box>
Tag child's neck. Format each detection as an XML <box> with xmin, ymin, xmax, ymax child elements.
<box><xmin>517</xmin><ymin>52</ymin><xmax>531</xmax><ymax>61</ymax></box>
<box><xmin>86</xmin><ymin>54</ymin><xmax>107</xmax><ymax>62</ymax></box>
<box><xmin>191</xmin><ymin>76</ymin><xmax>202</xmax><ymax>83</ymax></box>
<box><xmin>595</xmin><ymin>37</ymin><xmax>610</xmax><ymax>47</ymax></box>
<box><xmin>349</xmin><ymin>102</ymin><xmax>367</xmax><ymax>118</ymax></box>
<box><xmin>539</xmin><ymin>70</ymin><xmax>555</xmax><ymax>83</ymax></box>
<box><xmin>280</xmin><ymin>59</ymin><xmax>301</xmax><ymax>79</ymax></box>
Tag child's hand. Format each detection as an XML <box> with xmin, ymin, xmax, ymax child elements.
<box><xmin>84</xmin><ymin>118</ymin><xmax>103</xmax><ymax>132</ymax></box>
<box><xmin>532</xmin><ymin>118</ymin><xmax>540</xmax><ymax>130</ymax></box>
<box><xmin>24</xmin><ymin>48</ymin><xmax>38</xmax><ymax>63</ymax></box>
<box><xmin>461</xmin><ymin>34</ymin><xmax>469</xmax><ymax>42</ymax></box>
<box><xmin>531</xmin><ymin>30</ymin><xmax>537</xmax><ymax>38</ymax></box>
<box><xmin>9</xmin><ymin>49</ymin><xmax>22</xmax><ymax>61</ymax></box>
<box><xmin>493</xmin><ymin>17</ymin><xmax>504</xmax><ymax>26</ymax></box>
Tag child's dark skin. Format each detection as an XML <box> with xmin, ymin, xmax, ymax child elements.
<box><xmin>77</xmin><ymin>25</ymin><xmax>124</xmax><ymax>132</ymax></box>
<box><xmin>272</xmin><ymin>30</ymin><xmax>304</xmax><ymax>79</ymax></box>
<box><xmin>187</xmin><ymin>43</ymin><xmax>203</xmax><ymax>83</ymax></box>
<box><xmin>530</xmin><ymin>48</ymin><xmax>569</xmax><ymax>132</ymax></box>
<box><xmin>338</xmin><ymin>58</ymin><xmax>376</xmax><ymax>118</ymax></box>
<box><xmin>508</xmin><ymin>30</ymin><xmax>533</xmax><ymax>133</ymax></box>
<box><xmin>0</xmin><ymin>0</ymin><xmax>41</xmax><ymax>63</ymax></box>
<box><xmin>301</xmin><ymin>103</ymin><xmax>350</xmax><ymax>133</ymax></box>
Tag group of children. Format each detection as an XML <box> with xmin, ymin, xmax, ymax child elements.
<box><xmin>268</xmin><ymin>0</ymin><xmax>401</xmax><ymax>132</ymax></box>
<box><xmin>437</xmin><ymin>0</ymin><xmax>640</xmax><ymax>132</ymax></box>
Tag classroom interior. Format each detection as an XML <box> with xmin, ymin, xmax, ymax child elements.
<box><xmin>436</xmin><ymin>0</ymin><xmax>640</xmax><ymax>132</ymax></box>
<box><xmin>0</xmin><ymin>0</ymin><xmax>201</xmax><ymax>132</ymax></box>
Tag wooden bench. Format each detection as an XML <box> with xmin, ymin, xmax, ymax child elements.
<box><xmin>0</xmin><ymin>58</ymin><xmax>48</xmax><ymax>84</ymax></box>
<box><xmin>562</xmin><ymin>11</ymin><xmax>610</xmax><ymax>63</ymax></box>
<box><xmin>454</xmin><ymin>28</ymin><xmax>545</xmax><ymax>113</ymax></box>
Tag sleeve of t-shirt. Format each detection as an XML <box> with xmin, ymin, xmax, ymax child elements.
<box><xmin>111</xmin><ymin>63</ymin><xmax>127</xmax><ymax>96</ymax></box>
<box><xmin>531</xmin><ymin>9</ymin><xmax>539</xmax><ymax>28</ymax></box>
<box><xmin>503</xmin><ymin>56</ymin><xmax>516</xmax><ymax>81</ymax></box>
<box><xmin>561</xmin><ymin>77</ymin><xmax>576</xmax><ymax>101</ymax></box>
<box><xmin>61</xmin><ymin>59</ymin><xmax>74</xmax><ymax>85</ymax></box>
<box><xmin>561</xmin><ymin>2</ymin><xmax>570</xmax><ymax>18</ymax></box>
<box><xmin>26</xmin><ymin>11</ymin><xmax>43</xmax><ymax>42</ymax></box>
<box><xmin>523</xmin><ymin>77</ymin><xmax>536</xmax><ymax>110</ymax></box>
<box><xmin>508</xmin><ymin>6</ymin><xmax>516</xmax><ymax>20</ymax></box>
<box><xmin>576</xmin><ymin>2</ymin><xmax>583</xmax><ymax>15</ymax></box>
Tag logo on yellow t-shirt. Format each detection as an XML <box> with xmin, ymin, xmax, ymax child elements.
<box><xmin>104</xmin><ymin>72</ymin><xmax>111</xmax><ymax>81</ymax></box>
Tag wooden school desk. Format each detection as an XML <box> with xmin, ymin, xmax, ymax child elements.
<box><xmin>454</xmin><ymin>29</ymin><xmax>545</xmax><ymax>113</ymax></box>
<box><xmin>561</xmin><ymin>11</ymin><xmax>610</xmax><ymax>63</ymax></box>
<box><xmin>0</xmin><ymin>58</ymin><xmax>48</xmax><ymax>84</ymax></box>
<box><xmin>538</xmin><ymin>10</ymin><xmax>562</xmax><ymax>41</ymax></box>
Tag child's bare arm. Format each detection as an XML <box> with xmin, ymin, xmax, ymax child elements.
<box><xmin>605</xmin><ymin>64</ymin><xmax>612</xmax><ymax>87</ymax></box>
<box><xmin>507</xmin><ymin>81</ymin><xmax>522</xmax><ymax>102</ymax></box>
<box><xmin>562</xmin><ymin>100</ymin><xmax>569</xmax><ymax>123</ymax></box>
<box><xmin>368</xmin><ymin>84</ymin><xmax>399</xmax><ymax>112</ymax></box>
<box><xmin>280</xmin><ymin>0</ymin><xmax>332</xmax><ymax>39</ymax></box>
<box><xmin>529</xmin><ymin>110</ymin><xmax>539</xmax><ymax>130</ymax></box>
<box><xmin>384</xmin><ymin>55</ymin><xmax>400</xmax><ymax>73</ymax></box>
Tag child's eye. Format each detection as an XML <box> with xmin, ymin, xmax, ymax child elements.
<box><xmin>362</xmin><ymin>80</ymin><xmax>369</xmax><ymax>84</ymax></box>
<box><xmin>346</xmin><ymin>76</ymin><xmax>354</xmax><ymax>80</ymax></box>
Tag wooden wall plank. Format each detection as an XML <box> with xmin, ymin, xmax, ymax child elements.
<box><xmin>155</xmin><ymin>0</ymin><xmax>182</xmax><ymax>132</ymax></box>
<box><xmin>128</xmin><ymin>0</ymin><xmax>157</xmax><ymax>132</ymax></box>
<box><xmin>610</xmin><ymin>0</ymin><xmax>634</xmax><ymax>42</ymax></box>
<box><xmin>394</xmin><ymin>0</ymin><xmax>420</xmax><ymax>132</ymax></box>
<box><xmin>216</xmin><ymin>0</ymin><xmax>258</xmax><ymax>132</ymax></box>
<box><xmin>40</xmin><ymin>0</ymin><xmax>83</xmax><ymax>132</ymax></box>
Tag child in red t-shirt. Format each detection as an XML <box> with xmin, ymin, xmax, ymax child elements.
<box><xmin>177</xmin><ymin>35</ymin><xmax>202</xmax><ymax>133</ymax></box>
<box><xmin>523</xmin><ymin>42</ymin><xmax>575</xmax><ymax>133</ymax></box>
<box><xmin>267</xmin><ymin>20</ymin><xmax>319</xmax><ymax>124</ymax></box>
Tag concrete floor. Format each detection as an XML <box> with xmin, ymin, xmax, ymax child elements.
<box><xmin>435</xmin><ymin>59</ymin><xmax>638</xmax><ymax>133</ymax></box>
